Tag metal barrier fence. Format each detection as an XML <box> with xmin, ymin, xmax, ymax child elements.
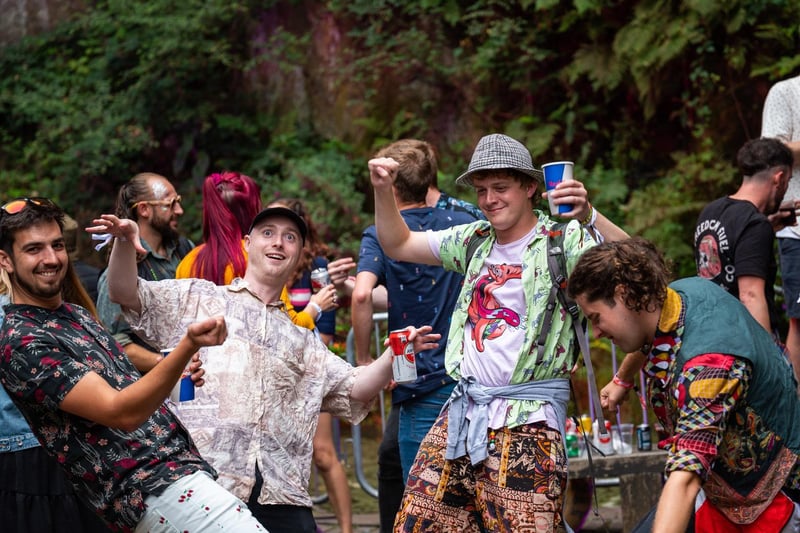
<box><xmin>345</xmin><ymin>312</ymin><xmax>388</xmax><ymax>498</ymax></box>
<box><xmin>310</xmin><ymin>312</ymin><xmax>388</xmax><ymax>502</ymax></box>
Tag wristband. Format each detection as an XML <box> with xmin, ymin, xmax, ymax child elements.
<box><xmin>612</xmin><ymin>373</ymin><xmax>635</xmax><ymax>390</ymax></box>
<box><xmin>309</xmin><ymin>301</ymin><xmax>323</xmax><ymax>321</ymax></box>
<box><xmin>580</xmin><ymin>204</ymin><xmax>597</xmax><ymax>227</ymax></box>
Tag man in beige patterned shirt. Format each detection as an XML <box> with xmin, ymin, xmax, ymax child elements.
<box><xmin>92</xmin><ymin>206</ymin><xmax>439</xmax><ymax>533</ymax></box>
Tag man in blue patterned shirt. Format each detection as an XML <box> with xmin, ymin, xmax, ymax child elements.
<box><xmin>352</xmin><ymin>139</ymin><xmax>478</xmax><ymax>532</ymax></box>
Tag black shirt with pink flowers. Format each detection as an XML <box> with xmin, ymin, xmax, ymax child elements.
<box><xmin>0</xmin><ymin>302</ymin><xmax>214</xmax><ymax>531</ymax></box>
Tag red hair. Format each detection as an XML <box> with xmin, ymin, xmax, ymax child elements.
<box><xmin>191</xmin><ymin>172</ymin><xmax>262</xmax><ymax>285</ymax></box>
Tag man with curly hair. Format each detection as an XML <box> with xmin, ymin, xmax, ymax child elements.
<box><xmin>569</xmin><ymin>237</ymin><xmax>800</xmax><ymax>533</ymax></box>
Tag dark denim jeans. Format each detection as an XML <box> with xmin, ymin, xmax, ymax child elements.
<box><xmin>398</xmin><ymin>382</ymin><xmax>456</xmax><ymax>481</ymax></box>
<box><xmin>378</xmin><ymin>404</ymin><xmax>402</xmax><ymax>533</ymax></box>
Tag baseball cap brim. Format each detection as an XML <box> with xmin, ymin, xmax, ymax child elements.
<box><xmin>248</xmin><ymin>207</ymin><xmax>308</xmax><ymax>243</ymax></box>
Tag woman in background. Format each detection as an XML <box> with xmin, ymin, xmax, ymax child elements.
<box><xmin>175</xmin><ymin>172</ymin><xmax>337</xmax><ymax>324</ymax></box>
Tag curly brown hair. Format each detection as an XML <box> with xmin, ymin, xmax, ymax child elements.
<box><xmin>567</xmin><ymin>237</ymin><xmax>670</xmax><ymax>313</ymax></box>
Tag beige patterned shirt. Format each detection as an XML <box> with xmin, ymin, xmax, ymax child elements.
<box><xmin>123</xmin><ymin>277</ymin><xmax>370</xmax><ymax>507</ymax></box>
<box><xmin>762</xmin><ymin>74</ymin><xmax>800</xmax><ymax>238</ymax></box>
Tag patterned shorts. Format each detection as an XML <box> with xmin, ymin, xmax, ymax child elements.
<box><xmin>394</xmin><ymin>407</ymin><xmax>568</xmax><ymax>532</ymax></box>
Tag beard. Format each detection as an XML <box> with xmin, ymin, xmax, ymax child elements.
<box><xmin>13</xmin><ymin>271</ymin><xmax>63</xmax><ymax>301</ymax></box>
<box><xmin>151</xmin><ymin>215</ymin><xmax>180</xmax><ymax>249</ymax></box>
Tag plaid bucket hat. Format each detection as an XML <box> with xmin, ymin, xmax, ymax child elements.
<box><xmin>455</xmin><ymin>133</ymin><xmax>544</xmax><ymax>185</ymax></box>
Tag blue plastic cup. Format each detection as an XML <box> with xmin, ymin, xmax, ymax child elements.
<box><xmin>542</xmin><ymin>161</ymin><xmax>574</xmax><ymax>215</ymax></box>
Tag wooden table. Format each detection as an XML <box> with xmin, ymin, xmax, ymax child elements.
<box><xmin>568</xmin><ymin>450</ymin><xmax>667</xmax><ymax>532</ymax></box>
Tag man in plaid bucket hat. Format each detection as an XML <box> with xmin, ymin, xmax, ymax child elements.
<box><xmin>368</xmin><ymin>133</ymin><xmax>628</xmax><ymax>531</ymax></box>
<box><xmin>455</xmin><ymin>133</ymin><xmax>544</xmax><ymax>185</ymax></box>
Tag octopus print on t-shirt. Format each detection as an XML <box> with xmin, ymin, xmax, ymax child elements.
<box><xmin>468</xmin><ymin>263</ymin><xmax>523</xmax><ymax>352</ymax></box>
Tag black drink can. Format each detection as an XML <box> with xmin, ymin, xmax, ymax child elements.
<box><xmin>636</xmin><ymin>424</ymin><xmax>652</xmax><ymax>451</ymax></box>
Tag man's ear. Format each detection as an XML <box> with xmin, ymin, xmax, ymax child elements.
<box><xmin>776</xmin><ymin>167</ymin><xmax>791</xmax><ymax>187</ymax></box>
<box><xmin>526</xmin><ymin>181</ymin><xmax>538</xmax><ymax>199</ymax></box>
<box><xmin>0</xmin><ymin>250</ymin><xmax>13</xmax><ymax>274</ymax></box>
<box><xmin>135</xmin><ymin>203</ymin><xmax>150</xmax><ymax>220</ymax></box>
<box><xmin>614</xmin><ymin>284</ymin><xmax>628</xmax><ymax>302</ymax></box>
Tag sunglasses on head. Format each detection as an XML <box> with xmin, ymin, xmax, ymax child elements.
<box><xmin>1</xmin><ymin>197</ymin><xmax>58</xmax><ymax>216</ymax></box>
<box><xmin>130</xmin><ymin>195</ymin><xmax>182</xmax><ymax>211</ymax></box>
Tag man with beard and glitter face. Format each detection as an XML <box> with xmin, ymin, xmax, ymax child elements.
<box><xmin>97</xmin><ymin>172</ymin><xmax>195</xmax><ymax>373</ymax></box>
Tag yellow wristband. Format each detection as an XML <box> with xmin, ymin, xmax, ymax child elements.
<box><xmin>580</xmin><ymin>204</ymin><xmax>595</xmax><ymax>226</ymax></box>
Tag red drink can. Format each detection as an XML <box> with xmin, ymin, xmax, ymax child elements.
<box><xmin>388</xmin><ymin>327</ymin><xmax>417</xmax><ymax>384</ymax></box>
<box><xmin>310</xmin><ymin>268</ymin><xmax>331</xmax><ymax>293</ymax></box>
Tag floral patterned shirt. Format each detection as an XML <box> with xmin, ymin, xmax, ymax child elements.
<box><xmin>0</xmin><ymin>303</ymin><xmax>212</xmax><ymax>532</ymax></box>
<box><xmin>123</xmin><ymin>277</ymin><xmax>371</xmax><ymax>508</ymax></box>
<box><xmin>645</xmin><ymin>288</ymin><xmax>800</xmax><ymax>517</ymax></box>
<box><xmin>434</xmin><ymin>212</ymin><xmax>596</xmax><ymax>428</ymax></box>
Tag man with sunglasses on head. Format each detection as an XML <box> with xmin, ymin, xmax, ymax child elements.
<box><xmin>0</xmin><ymin>197</ymin><xmax>266</xmax><ymax>532</ymax></box>
<box><xmin>96</xmin><ymin>172</ymin><xmax>195</xmax><ymax>373</ymax></box>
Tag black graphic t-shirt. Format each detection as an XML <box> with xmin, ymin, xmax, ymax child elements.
<box><xmin>694</xmin><ymin>197</ymin><xmax>777</xmax><ymax>326</ymax></box>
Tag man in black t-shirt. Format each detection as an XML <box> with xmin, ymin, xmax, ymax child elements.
<box><xmin>694</xmin><ymin>138</ymin><xmax>793</xmax><ymax>334</ymax></box>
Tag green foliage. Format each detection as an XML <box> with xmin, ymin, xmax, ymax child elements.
<box><xmin>626</xmin><ymin>150</ymin><xmax>737</xmax><ymax>277</ymax></box>
<box><xmin>2</xmin><ymin>0</ymin><xmax>800</xmax><ymax>287</ymax></box>
<box><xmin>0</xmin><ymin>0</ymin><xmax>258</xmax><ymax>215</ymax></box>
<box><xmin>249</xmin><ymin>130</ymin><xmax>367</xmax><ymax>256</ymax></box>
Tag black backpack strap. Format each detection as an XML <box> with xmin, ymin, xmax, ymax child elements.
<box><xmin>541</xmin><ymin>223</ymin><xmax>609</xmax><ymax>436</ymax></box>
<box><xmin>534</xmin><ymin>223</ymin><xmax>573</xmax><ymax>365</ymax></box>
<box><xmin>464</xmin><ymin>230</ymin><xmax>489</xmax><ymax>268</ymax></box>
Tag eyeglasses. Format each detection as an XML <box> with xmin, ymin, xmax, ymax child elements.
<box><xmin>131</xmin><ymin>195</ymin><xmax>182</xmax><ymax>211</ymax></box>
<box><xmin>1</xmin><ymin>197</ymin><xmax>58</xmax><ymax>216</ymax></box>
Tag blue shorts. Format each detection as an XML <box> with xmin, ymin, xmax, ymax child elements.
<box><xmin>779</xmin><ymin>238</ymin><xmax>800</xmax><ymax>318</ymax></box>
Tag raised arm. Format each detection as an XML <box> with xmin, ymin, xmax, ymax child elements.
<box><xmin>369</xmin><ymin>157</ymin><xmax>440</xmax><ymax>264</ymax></box>
<box><xmin>87</xmin><ymin>215</ymin><xmax>148</xmax><ymax>314</ymax></box>
<box><xmin>350</xmin><ymin>326</ymin><xmax>440</xmax><ymax>403</ymax></box>
<box><xmin>60</xmin><ymin>316</ymin><xmax>226</xmax><ymax>432</ymax></box>
<box><xmin>544</xmin><ymin>177</ymin><xmax>629</xmax><ymax>242</ymax></box>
